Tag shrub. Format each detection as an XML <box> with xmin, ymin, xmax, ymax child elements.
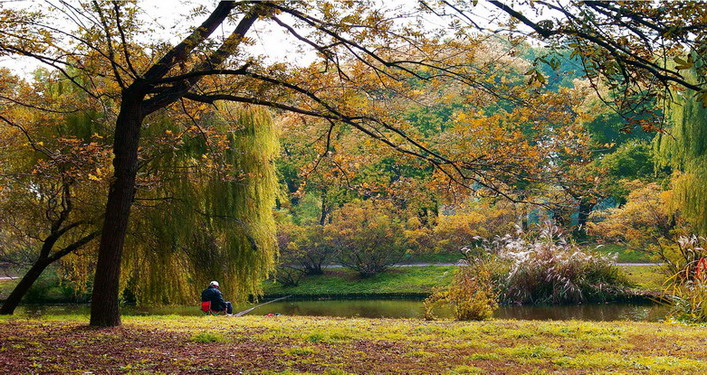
<box><xmin>275</xmin><ymin>223</ymin><xmax>307</xmax><ymax>286</ymax></box>
<box><xmin>666</xmin><ymin>256</ymin><xmax>707</xmax><ymax>323</ymax></box>
<box><xmin>588</xmin><ymin>182</ymin><xmax>706</xmax><ymax>280</ymax></box>
<box><xmin>667</xmin><ymin>279</ymin><xmax>707</xmax><ymax>324</ymax></box>
<box><xmin>489</xmin><ymin>223</ymin><xmax>628</xmax><ymax>304</ymax></box>
<box><xmin>670</xmin><ymin>236</ymin><xmax>707</xmax><ymax>283</ymax></box>
<box><xmin>328</xmin><ymin>200</ymin><xmax>408</xmax><ymax>277</ymax></box>
<box><xmin>424</xmin><ymin>259</ymin><xmax>498</xmax><ymax>321</ymax></box>
<box><xmin>273</xmin><ymin>262</ymin><xmax>306</xmax><ymax>287</ymax></box>
<box><xmin>277</xmin><ymin>222</ymin><xmax>336</xmax><ymax>278</ymax></box>
<box><xmin>430</xmin><ymin>200</ymin><xmax>518</xmax><ymax>255</ymax></box>
<box><xmin>24</xmin><ymin>269</ymin><xmax>69</xmax><ymax>303</ymax></box>
<box><xmin>275</xmin><ymin>220</ymin><xmax>341</xmax><ymax>286</ymax></box>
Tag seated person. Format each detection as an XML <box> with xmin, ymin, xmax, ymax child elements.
<box><xmin>201</xmin><ymin>281</ymin><xmax>233</xmax><ymax>314</ymax></box>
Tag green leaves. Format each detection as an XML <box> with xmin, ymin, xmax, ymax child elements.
<box><xmin>525</xmin><ymin>67</ymin><xmax>546</xmax><ymax>86</ymax></box>
<box><xmin>674</xmin><ymin>55</ymin><xmax>694</xmax><ymax>71</ymax></box>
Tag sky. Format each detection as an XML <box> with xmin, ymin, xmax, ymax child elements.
<box><xmin>0</xmin><ymin>0</ymin><xmax>519</xmax><ymax>78</ymax></box>
<box><xmin>0</xmin><ymin>0</ymin><xmax>302</xmax><ymax>76</ymax></box>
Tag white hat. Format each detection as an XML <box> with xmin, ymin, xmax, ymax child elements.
<box><xmin>209</xmin><ymin>281</ymin><xmax>219</xmax><ymax>288</ymax></box>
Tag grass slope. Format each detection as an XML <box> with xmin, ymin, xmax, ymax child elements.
<box><xmin>591</xmin><ymin>244</ymin><xmax>654</xmax><ymax>263</ymax></box>
<box><xmin>0</xmin><ymin>315</ymin><xmax>705</xmax><ymax>374</ymax></box>
<box><xmin>0</xmin><ymin>279</ymin><xmax>16</xmax><ymax>301</ymax></box>
<box><xmin>264</xmin><ymin>265</ymin><xmax>666</xmax><ymax>298</ymax></box>
<box><xmin>622</xmin><ymin>265</ymin><xmax>667</xmax><ymax>292</ymax></box>
<box><xmin>264</xmin><ymin>266</ymin><xmax>456</xmax><ymax>297</ymax></box>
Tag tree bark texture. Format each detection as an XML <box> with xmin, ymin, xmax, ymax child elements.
<box><xmin>89</xmin><ymin>87</ymin><xmax>145</xmax><ymax>327</ymax></box>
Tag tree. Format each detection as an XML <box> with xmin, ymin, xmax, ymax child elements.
<box><xmin>3</xmin><ymin>0</ymin><xmax>529</xmax><ymax>326</ymax></box>
<box><xmin>655</xmin><ymin>64</ymin><xmax>707</xmax><ymax>235</ymax></box>
<box><xmin>587</xmin><ymin>182</ymin><xmax>705</xmax><ymax>280</ymax></box>
<box><xmin>478</xmin><ymin>1</ymin><xmax>707</xmax><ymax>119</ymax></box>
<box><xmin>112</xmin><ymin>105</ymin><xmax>280</xmax><ymax>305</ymax></box>
<box><xmin>458</xmin><ymin>1</ymin><xmax>707</xmax><ymax>232</ymax></box>
<box><xmin>431</xmin><ymin>199</ymin><xmax>518</xmax><ymax>255</ymax></box>
<box><xmin>328</xmin><ymin>199</ymin><xmax>408</xmax><ymax>277</ymax></box>
<box><xmin>0</xmin><ymin>72</ymin><xmax>108</xmax><ymax>314</ymax></box>
<box><xmin>2</xmin><ymin>0</ymin><xmax>704</xmax><ymax>326</ymax></box>
<box><xmin>596</xmin><ymin>140</ymin><xmax>661</xmax><ymax>203</ymax></box>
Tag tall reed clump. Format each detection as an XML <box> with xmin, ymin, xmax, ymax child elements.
<box><xmin>424</xmin><ymin>257</ymin><xmax>498</xmax><ymax>321</ymax></box>
<box><xmin>487</xmin><ymin>223</ymin><xmax>628</xmax><ymax>305</ymax></box>
<box><xmin>665</xmin><ymin>237</ymin><xmax>707</xmax><ymax>323</ymax></box>
<box><xmin>667</xmin><ymin>274</ymin><xmax>707</xmax><ymax>323</ymax></box>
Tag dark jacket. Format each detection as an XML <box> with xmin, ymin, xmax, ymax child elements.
<box><xmin>201</xmin><ymin>286</ymin><xmax>226</xmax><ymax>311</ymax></box>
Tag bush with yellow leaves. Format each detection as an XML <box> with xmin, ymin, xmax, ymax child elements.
<box><xmin>424</xmin><ymin>258</ymin><xmax>498</xmax><ymax>321</ymax></box>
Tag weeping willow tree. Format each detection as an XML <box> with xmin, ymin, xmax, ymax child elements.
<box><xmin>654</xmin><ymin>59</ymin><xmax>707</xmax><ymax>235</ymax></box>
<box><xmin>118</xmin><ymin>104</ymin><xmax>279</xmax><ymax>305</ymax></box>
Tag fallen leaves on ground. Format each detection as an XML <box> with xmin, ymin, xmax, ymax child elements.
<box><xmin>0</xmin><ymin>315</ymin><xmax>705</xmax><ymax>374</ymax></box>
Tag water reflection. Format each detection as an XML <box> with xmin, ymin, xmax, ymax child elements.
<box><xmin>15</xmin><ymin>299</ymin><xmax>670</xmax><ymax>322</ymax></box>
<box><xmin>260</xmin><ymin>299</ymin><xmax>426</xmax><ymax>319</ymax></box>
<box><xmin>494</xmin><ymin>304</ymin><xmax>669</xmax><ymax>322</ymax></box>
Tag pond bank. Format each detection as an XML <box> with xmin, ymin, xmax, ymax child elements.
<box><xmin>11</xmin><ymin>298</ymin><xmax>670</xmax><ymax>322</ymax></box>
<box><xmin>263</xmin><ymin>264</ymin><xmax>666</xmax><ymax>302</ymax></box>
<box><xmin>2</xmin><ymin>264</ymin><xmax>666</xmax><ymax>305</ymax></box>
<box><xmin>0</xmin><ymin>315</ymin><xmax>704</xmax><ymax>374</ymax></box>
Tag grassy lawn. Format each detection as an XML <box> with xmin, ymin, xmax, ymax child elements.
<box><xmin>265</xmin><ymin>264</ymin><xmax>666</xmax><ymax>298</ymax></box>
<box><xmin>590</xmin><ymin>243</ymin><xmax>655</xmax><ymax>263</ymax></box>
<box><xmin>408</xmin><ymin>244</ymin><xmax>656</xmax><ymax>264</ymax></box>
<box><xmin>403</xmin><ymin>253</ymin><xmax>463</xmax><ymax>264</ymax></box>
<box><xmin>0</xmin><ymin>278</ymin><xmax>19</xmax><ymax>301</ymax></box>
<box><xmin>620</xmin><ymin>265</ymin><xmax>668</xmax><ymax>293</ymax></box>
<box><xmin>264</xmin><ymin>266</ymin><xmax>456</xmax><ymax>297</ymax></box>
<box><xmin>411</xmin><ymin>244</ymin><xmax>657</xmax><ymax>264</ymax></box>
<box><xmin>0</xmin><ymin>315</ymin><xmax>705</xmax><ymax>374</ymax></box>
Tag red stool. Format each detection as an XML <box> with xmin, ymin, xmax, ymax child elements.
<box><xmin>200</xmin><ymin>301</ymin><xmax>225</xmax><ymax>315</ymax></box>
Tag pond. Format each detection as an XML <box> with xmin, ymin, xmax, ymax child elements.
<box><xmin>14</xmin><ymin>298</ymin><xmax>671</xmax><ymax>322</ymax></box>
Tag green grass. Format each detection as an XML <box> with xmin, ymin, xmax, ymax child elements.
<box><xmin>189</xmin><ymin>332</ymin><xmax>225</xmax><ymax>343</ymax></box>
<box><xmin>411</xmin><ymin>244</ymin><xmax>656</xmax><ymax>264</ymax></box>
<box><xmin>590</xmin><ymin>243</ymin><xmax>655</xmax><ymax>263</ymax></box>
<box><xmin>0</xmin><ymin>279</ymin><xmax>18</xmax><ymax>301</ymax></box>
<box><xmin>403</xmin><ymin>253</ymin><xmax>463</xmax><ymax>264</ymax></box>
<box><xmin>0</xmin><ymin>315</ymin><xmax>705</xmax><ymax>374</ymax></box>
<box><xmin>620</xmin><ymin>264</ymin><xmax>668</xmax><ymax>292</ymax></box>
<box><xmin>266</xmin><ymin>263</ymin><xmax>665</xmax><ymax>298</ymax></box>
<box><xmin>264</xmin><ymin>266</ymin><xmax>455</xmax><ymax>296</ymax></box>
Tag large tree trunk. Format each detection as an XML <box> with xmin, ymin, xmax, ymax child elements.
<box><xmin>89</xmin><ymin>86</ymin><xmax>145</xmax><ymax>327</ymax></box>
<box><xmin>0</xmin><ymin>258</ymin><xmax>51</xmax><ymax>315</ymax></box>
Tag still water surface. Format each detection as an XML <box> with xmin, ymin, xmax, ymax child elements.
<box><xmin>16</xmin><ymin>299</ymin><xmax>670</xmax><ymax>322</ymax></box>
